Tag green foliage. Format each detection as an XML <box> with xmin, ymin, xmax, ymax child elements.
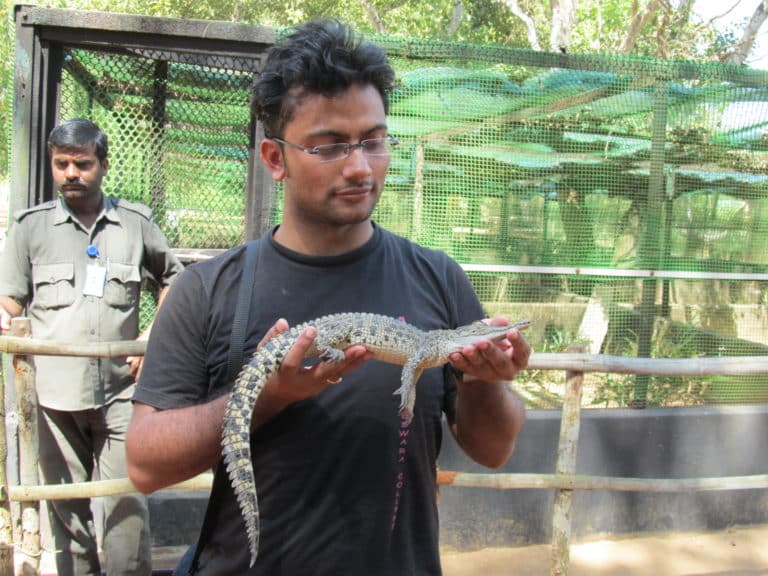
<box><xmin>0</xmin><ymin>0</ymin><xmax>760</xmax><ymax>188</ymax></box>
<box><xmin>1</xmin><ymin>0</ymin><xmax>13</xmax><ymax>180</ymax></box>
<box><xmin>571</xmin><ymin>1</ymin><xmax>646</xmax><ymax>55</ymax></box>
<box><xmin>706</xmin><ymin>21</ymin><xmax>744</xmax><ymax>61</ymax></box>
<box><xmin>592</xmin><ymin>317</ymin><xmax>719</xmax><ymax>408</ymax></box>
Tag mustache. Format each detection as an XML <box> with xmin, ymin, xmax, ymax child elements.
<box><xmin>332</xmin><ymin>180</ymin><xmax>376</xmax><ymax>194</ymax></box>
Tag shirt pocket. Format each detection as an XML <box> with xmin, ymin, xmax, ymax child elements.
<box><xmin>104</xmin><ymin>262</ymin><xmax>141</xmax><ymax>308</ymax></box>
<box><xmin>33</xmin><ymin>263</ymin><xmax>76</xmax><ymax>309</ymax></box>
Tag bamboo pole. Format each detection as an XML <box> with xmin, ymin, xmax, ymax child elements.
<box><xmin>528</xmin><ymin>353</ymin><xmax>768</xmax><ymax>376</ymax></box>
<box><xmin>635</xmin><ymin>81</ymin><xmax>670</xmax><ymax>408</ymax></box>
<box><xmin>0</xmin><ymin>341</ymin><xmax>15</xmax><ymax>575</ymax></box>
<box><xmin>435</xmin><ymin>471</ymin><xmax>768</xmax><ymax>491</ymax></box>
<box><xmin>10</xmin><ymin>319</ymin><xmax>41</xmax><ymax>574</ymax></box>
<box><xmin>2</xmin><ymin>336</ymin><xmax>767</xmax><ymax>377</ymax></box>
<box><xmin>0</xmin><ymin>336</ymin><xmax>144</xmax><ymax>358</ymax></box>
<box><xmin>9</xmin><ymin>475</ymin><xmax>215</xmax><ymax>501</ymax></box>
<box><xmin>8</xmin><ymin>469</ymin><xmax>768</xmax><ymax>503</ymax></box>
<box><xmin>551</xmin><ymin>344</ymin><xmax>586</xmax><ymax>576</ymax></box>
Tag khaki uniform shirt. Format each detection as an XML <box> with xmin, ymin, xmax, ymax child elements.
<box><xmin>0</xmin><ymin>196</ymin><xmax>183</xmax><ymax>410</ymax></box>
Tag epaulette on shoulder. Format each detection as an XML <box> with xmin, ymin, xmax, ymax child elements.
<box><xmin>13</xmin><ymin>200</ymin><xmax>58</xmax><ymax>222</ymax></box>
<box><xmin>112</xmin><ymin>197</ymin><xmax>153</xmax><ymax>220</ymax></box>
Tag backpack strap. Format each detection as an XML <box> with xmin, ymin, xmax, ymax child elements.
<box><xmin>182</xmin><ymin>239</ymin><xmax>261</xmax><ymax>574</ymax></box>
<box><xmin>226</xmin><ymin>239</ymin><xmax>261</xmax><ymax>384</ymax></box>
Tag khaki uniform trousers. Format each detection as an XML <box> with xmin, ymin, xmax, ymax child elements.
<box><xmin>38</xmin><ymin>398</ymin><xmax>151</xmax><ymax>576</ymax></box>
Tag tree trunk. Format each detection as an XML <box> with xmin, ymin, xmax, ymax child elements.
<box><xmin>447</xmin><ymin>0</ymin><xmax>464</xmax><ymax>37</ymax></box>
<box><xmin>655</xmin><ymin>3</ymin><xmax>672</xmax><ymax>58</ymax></box>
<box><xmin>724</xmin><ymin>0</ymin><xmax>768</xmax><ymax>65</ymax></box>
<box><xmin>619</xmin><ymin>0</ymin><xmax>663</xmax><ymax>54</ymax></box>
<box><xmin>550</xmin><ymin>0</ymin><xmax>576</xmax><ymax>53</ymax></box>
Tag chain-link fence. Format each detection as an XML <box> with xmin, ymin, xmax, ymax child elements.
<box><xmin>60</xmin><ymin>48</ymin><xmax>256</xmax><ymax>249</ymax></box>
<box><xmin>14</xmin><ymin>12</ymin><xmax>768</xmax><ymax>409</ymax></box>
<box><xmin>57</xmin><ymin>44</ymin><xmax>261</xmax><ymax>333</ymax></box>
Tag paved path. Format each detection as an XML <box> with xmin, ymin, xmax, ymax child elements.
<box><xmin>441</xmin><ymin>525</ymin><xmax>768</xmax><ymax>576</ymax></box>
<box><xmin>30</xmin><ymin>524</ymin><xmax>768</xmax><ymax>574</ymax></box>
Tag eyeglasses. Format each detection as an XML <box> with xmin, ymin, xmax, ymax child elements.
<box><xmin>270</xmin><ymin>135</ymin><xmax>399</xmax><ymax>163</ymax></box>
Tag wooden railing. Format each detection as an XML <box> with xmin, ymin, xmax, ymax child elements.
<box><xmin>1</xmin><ymin>318</ymin><xmax>767</xmax><ymax>575</ymax></box>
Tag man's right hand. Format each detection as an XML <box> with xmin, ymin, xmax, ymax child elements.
<box><xmin>0</xmin><ymin>297</ymin><xmax>23</xmax><ymax>333</ymax></box>
<box><xmin>256</xmin><ymin>319</ymin><xmax>372</xmax><ymax>410</ymax></box>
<box><xmin>0</xmin><ymin>306</ymin><xmax>12</xmax><ymax>332</ymax></box>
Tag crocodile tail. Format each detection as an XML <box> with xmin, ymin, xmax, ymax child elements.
<box><xmin>222</xmin><ymin>362</ymin><xmax>265</xmax><ymax>566</ymax></box>
<box><xmin>221</xmin><ymin>333</ymin><xmax>293</xmax><ymax>567</ymax></box>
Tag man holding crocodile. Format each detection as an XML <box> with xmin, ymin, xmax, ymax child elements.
<box><xmin>126</xmin><ymin>19</ymin><xmax>530</xmax><ymax>575</ymax></box>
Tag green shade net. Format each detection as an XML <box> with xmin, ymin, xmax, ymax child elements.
<box><xmin>55</xmin><ymin>36</ymin><xmax>768</xmax><ymax>409</ymax></box>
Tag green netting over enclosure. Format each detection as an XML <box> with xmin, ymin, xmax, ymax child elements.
<box><xmin>52</xmin><ymin>31</ymin><xmax>768</xmax><ymax>409</ymax></box>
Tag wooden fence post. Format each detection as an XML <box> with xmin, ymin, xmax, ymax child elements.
<box><xmin>11</xmin><ymin>318</ymin><xmax>41</xmax><ymax>575</ymax></box>
<box><xmin>551</xmin><ymin>343</ymin><xmax>586</xmax><ymax>576</ymax></box>
<box><xmin>0</xmin><ymin>345</ymin><xmax>16</xmax><ymax>574</ymax></box>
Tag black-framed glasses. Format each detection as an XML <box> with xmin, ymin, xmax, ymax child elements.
<box><xmin>270</xmin><ymin>135</ymin><xmax>399</xmax><ymax>163</ymax></box>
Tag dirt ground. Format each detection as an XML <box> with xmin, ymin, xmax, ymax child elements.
<box><xmin>441</xmin><ymin>525</ymin><xmax>768</xmax><ymax>576</ymax></box>
<box><xmin>31</xmin><ymin>524</ymin><xmax>768</xmax><ymax>575</ymax></box>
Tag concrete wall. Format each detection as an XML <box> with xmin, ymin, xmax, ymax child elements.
<box><xmin>438</xmin><ymin>405</ymin><xmax>768</xmax><ymax>549</ymax></box>
<box><xmin>149</xmin><ymin>405</ymin><xmax>768</xmax><ymax>550</ymax></box>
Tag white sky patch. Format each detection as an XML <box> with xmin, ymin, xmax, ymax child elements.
<box><xmin>692</xmin><ymin>0</ymin><xmax>767</xmax><ymax>69</ymax></box>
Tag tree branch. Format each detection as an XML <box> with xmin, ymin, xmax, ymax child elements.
<box><xmin>358</xmin><ymin>0</ymin><xmax>386</xmax><ymax>34</ymax></box>
<box><xmin>619</xmin><ymin>0</ymin><xmax>664</xmax><ymax>53</ymax></box>
<box><xmin>654</xmin><ymin>1</ymin><xmax>674</xmax><ymax>58</ymax></box>
<box><xmin>723</xmin><ymin>0</ymin><xmax>768</xmax><ymax>65</ymax></box>
<box><xmin>497</xmin><ymin>0</ymin><xmax>542</xmax><ymax>50</ymax></box>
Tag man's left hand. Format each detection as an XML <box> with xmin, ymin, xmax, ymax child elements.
<box><xmin>447</xmin><ymin>316</ymin><xmax>531</xmax><ymax>383</ymax></box>
<box><xmin>127</xmin><ymin>355</ymin><xmax>144</xmax><ymax>381</ymax></box>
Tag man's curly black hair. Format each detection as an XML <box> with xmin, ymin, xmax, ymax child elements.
<box><xmin>252</xmin><ymin>19</ymin><xmax>395</xmax><ymax>139</ymax></box>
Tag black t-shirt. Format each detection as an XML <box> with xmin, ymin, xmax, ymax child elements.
<box><xmin>135</xmin><ymin>224</ymin><xmax>485</xmax><ymax>575</ymax></box>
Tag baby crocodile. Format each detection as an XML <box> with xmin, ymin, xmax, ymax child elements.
<box><xmin>221</xmin><ymin>312</ymin><xmax>531</xmax><ymax>566</ymax></box>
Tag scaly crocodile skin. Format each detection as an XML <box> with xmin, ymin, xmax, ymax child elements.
<box><xmin>221</xmin><ymin>312</ymin><xmax>531</xmax><ymax>566</ymax></box>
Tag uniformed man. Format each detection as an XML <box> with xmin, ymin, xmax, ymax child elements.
<box><xmin>0</xmin><ymin>118</ymin><xmax>183</xmax><ymax>576</ymax></box>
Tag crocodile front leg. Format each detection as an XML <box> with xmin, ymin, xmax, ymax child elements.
<box><xmin>394</xmin><ymin>353</ymin><xmax>427</xmax><ymax>424</ymax></box>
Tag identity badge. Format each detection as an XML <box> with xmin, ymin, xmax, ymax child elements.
<box><xmin>83</xmin><ymin>264</ymin><xmax>107</xmax><ymax>297</ymax></box>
